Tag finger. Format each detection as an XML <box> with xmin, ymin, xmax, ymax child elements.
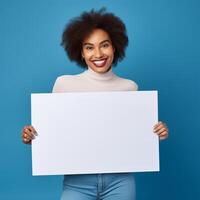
<box><xmin>23</xmin><ymin>125</ymin><xmax>37</xmax><ymax>136</ymax></box>
<box><xmin>23</xmin><ymin>125</ymin><xmax>31</xmax><ymax>131</ymax></box>
<box><xmin>22</xmin><ymin>137</ymin><xmax>32</xmax><ymax>145</ymax></box>
<box><xmin>154</xmin><ymin>123</ymin><xmax>168</xmax><ymax>133</ymax></box>
<box><xmin>23</xmin><ymin>128</ymin><xmax>34</xmax><ymax>138</ymax></box>
<box><xmin>154</xmin><ymin>121</ymin><xmax>161</xmax><ymax>128</ymax></box>
<box><xmin>155</xmin><ymin>122</ymin><xmax>168</xmax><ymax>130</ymax></box>
<box><xmin>23</xmin><ymin>133</ymin><xmax>32</xmax><ymax>141</ymax></box>
<box><xmin>154</xmin><ymin>124</ymin><xmax>165</xmax><ymax>133</ymax></box>
<box><xmin>154</xmin><ymin>121</ymin><xmax>162</xmax><ymax>128</ymax></box>
<box><xmin>155</xmin><ymin>127</ymin><xmax>167</xmax><ymax>135</ymax></box>
<box><xmin>159</xmin><ymin>130</ymin><xmax>168</xmax><ymax>137</ymax></box>
<box><xmin>159</xmin><ymin>133</ymin><xmax>168</xmax><ymax>140</ymax></box>
<box><xmin>23</xmin><ymin>128</ymin><xmax>35</xmax><ymax>140</ymax></box>
<box><xmin>23</xmin><ymin>137</ymin><xmax>32</xmax><ymax>144</ymax></box>
<box><xmin>29</xmin><ymin>126</ymin><xmax>38</xmax><ymax>136</ymax></box>
<box><xmin>22</xmin><ymin>126</ymin><xmax>31</xmax><ymax>136</ymax></box>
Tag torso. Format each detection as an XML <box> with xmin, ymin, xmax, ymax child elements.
<box><xmin>52</xmin><ymin>68</ymin><xmax>138</xmax><ymax>93</ymax></box>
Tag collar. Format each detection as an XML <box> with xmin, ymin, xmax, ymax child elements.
<box><xmin>83</xmin><ymin>67</ymin><xmax>116</xmax><ymax>81</ymax></box>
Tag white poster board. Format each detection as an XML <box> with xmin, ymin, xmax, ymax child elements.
<box><xmin>31</xmin><ymin>91</ymin><xmax>159</xmax><ymax>176</ymax></box>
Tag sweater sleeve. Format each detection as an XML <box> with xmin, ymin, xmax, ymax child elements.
<box><xmin>52</xmin><ymin>76</ymin><xmax>62</xmax><ymax>93</ymax></box>
<box><xmin>127</xmin><ymin>79</ymin><xmax>139</xmax><ymax>91</ymax></box>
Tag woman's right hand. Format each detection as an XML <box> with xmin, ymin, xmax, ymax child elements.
<box><xmin>21</xmin><ymin>125</ymin><xmax>37</xmax><ymax>144</ymax></box>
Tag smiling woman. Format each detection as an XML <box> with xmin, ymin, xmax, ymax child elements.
<box><xmin>21</xmin><ymin>8</ymin><xmax>169</xmax><ymax>200</ymax></box>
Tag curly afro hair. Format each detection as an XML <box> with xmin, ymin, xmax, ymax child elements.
<box><xmin>61</xmin><ymin>8</ymin><xmax>129</xmax><ymax>68</ymax></box>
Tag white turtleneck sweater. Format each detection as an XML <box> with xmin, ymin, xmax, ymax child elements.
<box><xmin>52</xmin><ymin>67</ymin><xmax>138</xmax><ymax>93</ymax></box>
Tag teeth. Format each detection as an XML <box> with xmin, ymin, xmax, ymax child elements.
<box><xmin>93</xmin><ymin>59</ymin><xmax>106</xmax><ymax>66</ymax></box>
<box><xmin>94</xmin><ymin>60</ymin><xmax>104</xmax><ymax>64</ymax></box>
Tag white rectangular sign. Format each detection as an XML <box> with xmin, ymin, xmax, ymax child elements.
<box><xmin>31</xmin><ymin>91</ymin><xmax>159</xmax><ymax>176</ymax></box>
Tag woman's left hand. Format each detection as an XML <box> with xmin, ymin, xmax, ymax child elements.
<box><xmin>153</xmin><ymin>121</ymin><xmax>169</xmax><ymax>140</ymax></box>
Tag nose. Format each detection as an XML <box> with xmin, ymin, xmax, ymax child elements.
<box><xmin>94</xmin><ymin>47</ymin><xmax>103</xmax><ymax>58</ymax></box>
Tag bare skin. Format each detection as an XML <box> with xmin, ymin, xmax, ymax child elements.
<box><xmin>81</xmin><ymin>29</ymin><xmax>115</xmax><ymax>74</ymax></box>
<box><xmin>21</xmin><ymin>125</ymin><xmax>37</xmax><ymax>144</ymax></box>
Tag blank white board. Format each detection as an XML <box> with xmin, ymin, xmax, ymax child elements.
<box><xmin>31</xmin><ymin>91</ymin><xmax>159</xmax><ymax>176</ymax></box>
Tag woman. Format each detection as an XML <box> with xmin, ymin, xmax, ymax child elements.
<box><xmin>21</xmin><ymin>9</ymin><xmax>168</xmax><ymax>200</ymax></box>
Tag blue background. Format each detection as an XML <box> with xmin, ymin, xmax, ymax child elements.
<box><xmin>0</xmin><ymin>0</ymin><xmax>199</xmax><ymax>199</ymax></box>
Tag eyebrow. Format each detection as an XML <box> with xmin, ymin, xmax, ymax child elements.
<box><xmin>83</xmin><ymin>39</ymin><xmax>111</xmax><ymax>46</ymax></box>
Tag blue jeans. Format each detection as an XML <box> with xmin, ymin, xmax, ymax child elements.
<box><xmin>61</xmin><ymin>173</ymin><xmax>136</xmax><ymax>200</ymax></box>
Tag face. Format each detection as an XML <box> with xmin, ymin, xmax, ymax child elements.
<box><xmin>82</xmin><ymin>29</ymin><xmax>115</xmax><ymax>74</ymax></box>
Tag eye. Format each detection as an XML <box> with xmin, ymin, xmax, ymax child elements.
<box><xmin>102</xmin><ymin>43</ymin><xmax>109</xmax><ymax>48</ymax></box>
<box><xmin>85</xmin><ymin>46</ymin><xmax>93</xmax><ymax>50</ymax></box>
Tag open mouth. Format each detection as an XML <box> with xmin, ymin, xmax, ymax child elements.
<box><xmin>92</xmin><ymin>58</ymin><xmax>107</xmax><ymax>68</ymax></box>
